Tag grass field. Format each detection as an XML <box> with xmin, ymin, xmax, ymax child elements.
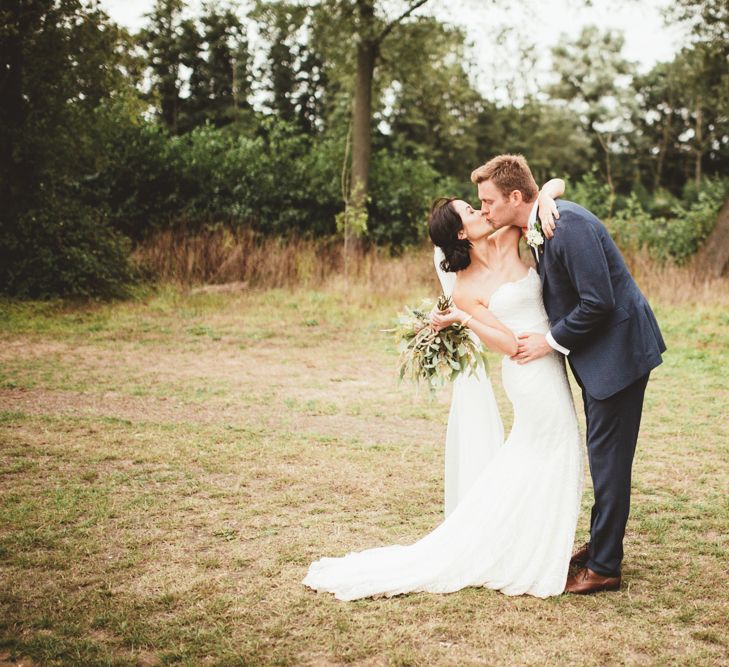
<box><xmin>0</xmin><ymin>277</ymin><xmax>727</xmax><ymax>666</ymax></box>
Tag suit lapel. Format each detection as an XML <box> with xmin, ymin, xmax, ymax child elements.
<box><xmin>533</xmin><ymin>246</ymin><xmax>544</xmax><ymax>280</ymax></box>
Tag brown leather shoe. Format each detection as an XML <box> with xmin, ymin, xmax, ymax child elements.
<box><xmin>570</xmin><ymin>542</ymin><xmax>590</xmax><ymax>567</ymax></box>
<box><xmin>565</xmin><ymin>567</ymin><xmax>621</xmax><ymax>595</ymax></box>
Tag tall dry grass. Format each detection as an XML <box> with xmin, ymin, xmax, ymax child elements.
<box><xmin>623</xmin><ymin>250</ymin><xmax>729</xmax><ymax>305</ymax></box>
<box><xmin>133</xmin><ymin>228</ymin><xmax>438</xmax><ymax>295</ymax></box>
<box><xmin>134</xmin><ymin>228</ymin><xmax>729</xmax><ymax>305</ymax></box>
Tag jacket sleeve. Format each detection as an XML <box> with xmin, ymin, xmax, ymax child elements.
<box><xmin>548</xmin><ymin>214</ymin><xmax>615</xmax><ymax>350</ymax></box>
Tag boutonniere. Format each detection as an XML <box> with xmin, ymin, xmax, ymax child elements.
<box><xmin>526</xmin><ymin>221</ymin><xmax>545</xmax><ymax>252</ymax></box>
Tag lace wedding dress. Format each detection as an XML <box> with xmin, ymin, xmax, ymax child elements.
<box><xmin>303</xmin><ymin>267</ymin><xmax>583</xmax><ymax>599</ymax></box>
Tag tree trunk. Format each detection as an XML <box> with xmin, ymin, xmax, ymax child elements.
<box><xmin>161</xmin><ymin>81</ymin><xmax>179</xmax><ymax>132</ymax></box>
<box><xmin>694</xmin><ymin>98</ymin><xmax>702</xmax><ymax>187</ymax></box>
<box><xmin>595</xmin><ymin>130</ymin><xmax>615</xmax><ymax>216</ymax></box>
<box><xmin>695</xmin><ymin>197</ymin><xmax>729</xmax><ymax>278</ymax></box>
<box><xmin>350</xmin><ymin>36</ymin><xmax>376</xmax><ymax>212</ymax></box>
<box><xmin>345</xmin><ymin>0</ymin><xmax>430</xmax><ymax>229</ymax></box>
<box><xmin>654</xmin><ymin>109</ymin><xmax>673</xmax><ymax>191</ymax></box>
<box><xmin>0</xmin><ymin>0</ymin><xmax>25</xmax><ymax>205</ymax></box>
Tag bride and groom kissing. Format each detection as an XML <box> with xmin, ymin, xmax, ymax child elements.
<box><xmin>304</xmin><ymin>154</ymin><xmax>666</xmax><ymax>599</ymax></box>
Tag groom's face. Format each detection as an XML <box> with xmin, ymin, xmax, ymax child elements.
<box><xmin>478</xmin><ymin>180</ymin><xmax>515</xmax><ymax>230</ymax></box>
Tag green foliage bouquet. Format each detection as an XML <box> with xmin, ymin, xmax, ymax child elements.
<box><xmin>392</xmin><ymin>295</ymin><xmax>488</xmax><ymax>393</ymax></box>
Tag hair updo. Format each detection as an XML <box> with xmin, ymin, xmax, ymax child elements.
<box><xmin>428</xmin><ymin>197</ymin><xmax>472</xmax><ymax>272</ymax></box>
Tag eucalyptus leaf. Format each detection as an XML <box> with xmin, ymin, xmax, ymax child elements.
<box><xmin>392</xmin><ymin>295</ymin><xmax>489</xmax><ymax>395</ymax></box>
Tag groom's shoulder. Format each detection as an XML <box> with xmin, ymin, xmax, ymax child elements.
<box><xmin>550</xmin><ymin>200</ymin><xmax>607</xmax><ymax>250</ymax></box>
<box><xmin>555</xmin><ymin>200</ymin><xmax>602</xmax><ymax>225</ymax></box>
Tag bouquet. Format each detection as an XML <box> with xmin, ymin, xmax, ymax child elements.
<box><xmin>392</xmin><ymin>295</ymin><xmax>488</xmax><ymax>393</ymax></box>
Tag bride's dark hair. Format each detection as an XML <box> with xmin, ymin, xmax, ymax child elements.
<box><xmin>428</xmin><ymin>197</ymin><xmax>472</xmax><ymax>272</ymax></box>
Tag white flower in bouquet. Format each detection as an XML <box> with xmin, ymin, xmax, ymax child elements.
<box><xmin>391</xmin><ymin>294</ymin><xmax>488</xmax><ymax>394</ymax></box>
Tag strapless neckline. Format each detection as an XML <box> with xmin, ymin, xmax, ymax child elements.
<box><xmin>488</xmin><ymin>267</ymin><xmax>537</xmax><ymax>306</ymax></box>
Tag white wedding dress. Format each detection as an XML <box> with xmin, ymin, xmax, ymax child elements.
<box><xmin>303</xmin><ymin>267</ymin><xmax>583</xmax><ymax>599</ymax></box>
<box><xmin>433</xmin><ymin>249</ymin><xmax>505</xmax><ymax>517</ymax></box>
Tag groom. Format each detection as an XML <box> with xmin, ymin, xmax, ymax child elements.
<box><xmin>471</xmin><ymin>155</ymin><xmax>666</xmax><ymax>594</ymax></box>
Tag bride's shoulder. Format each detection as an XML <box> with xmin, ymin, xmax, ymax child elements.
<box><xmin>453</xmin><ymin>273</ymin><xmax>484</xmax><ymax>309</ymax></box>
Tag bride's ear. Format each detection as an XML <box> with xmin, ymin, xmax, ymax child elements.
<box><xmin>457</xmin><ymin>229</ymin><xmax>467</xmax><ymax>240</ymax></box>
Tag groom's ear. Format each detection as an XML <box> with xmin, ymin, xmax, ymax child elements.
<box><xmin>510</xmin><ymin>190</ymin><xmax>524</xmax><ymax>206</ymax></box>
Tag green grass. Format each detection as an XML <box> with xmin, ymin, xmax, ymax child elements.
<box><xmin>0</xmin><ymin>285</ymin><xmax>727</xmax><ymax>666</ymax></box>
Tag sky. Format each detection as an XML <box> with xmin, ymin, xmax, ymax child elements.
<box><xmin>100</xmin><ymin>0</ymin><xmax>688</xmax><ymax>102</ymax></box>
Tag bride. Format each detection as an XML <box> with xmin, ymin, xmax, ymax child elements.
<box><xmin>303</xmin><ymin>186</ymin><xmax>583</xmax><ymax>599</ymax></box>
<box><xmin>437</xmin><ymin>179</ymin><xmax>566</xmax><ymax>517</ymax></box>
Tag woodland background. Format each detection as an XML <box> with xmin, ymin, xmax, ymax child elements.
<box><xmin>1</xmin><ymin>0</ymin><xmax>729</xmax><ymax>298</ymax></box>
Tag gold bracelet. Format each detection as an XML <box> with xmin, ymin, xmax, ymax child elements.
<box><xmin>461</xmin><ymin>314</ymin><xmax>473</xmax><ymax>327</ymax></box>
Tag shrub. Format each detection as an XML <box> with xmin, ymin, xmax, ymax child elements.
<box><xmin>570</xmin><ymin>171</ymin><xmax>613</xmax><ymax>221</ymax></box>
<box><xmin>95</xmin><ymin>122</ymin><xmax>185</xmax><ymax>240</ymax></box>
<box><xmin>607</xmin><ymin>178</ymin><xmax>729</xmax><ymax>263</ymax></box>
<box><xmin>0</xmin><ymin>195</ymin><xmax>134</xmax><ymax>299</ymax></box>
<box><xmin>608</xmin><ymin>193</ymin><xmax>659</xmax><ymax>254</ymax></box>
<box><xmin>663</xmin><ymin>178</ymin><xmax>729</xmax><ymax>261</ymax></box>
<box><xmin>99</xmin><ymin>118</ymin><xmax>448</xmax><ymax>249</ymax></box>
<box><xmin>99</xmin><ymin>119</ymin><xmax>344</xmax><ymax>239</ymax></box>
<box><xmin>367</xmin><ymin>150</ymin><xmax>442</xmax><ymax>248</ymax></box>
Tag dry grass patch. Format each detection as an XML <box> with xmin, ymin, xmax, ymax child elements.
<box><xmin>0</xmin><ymin>279</ymin><xmax>727</xmax><ymax>666</ymax></box>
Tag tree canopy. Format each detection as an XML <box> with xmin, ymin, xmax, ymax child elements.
<box><xmin>1</xmin><ymin>0</ymin><xmax>728</xmax><ymax>296</ymax></box>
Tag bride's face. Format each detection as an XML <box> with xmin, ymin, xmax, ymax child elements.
<box><xmin>453</xmin><ymin>200</ymin><xmax>494</xmax><ymax>241</ymax></box>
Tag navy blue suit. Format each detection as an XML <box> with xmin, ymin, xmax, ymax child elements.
<box><xmin>535</xmin><ymin>200</ymin><xmax>666</xmax><ymax>577</ymax></box>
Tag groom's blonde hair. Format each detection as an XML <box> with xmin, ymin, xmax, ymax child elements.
<box><xmin>470</xmin><ymin>154</ymin><xmax>538</xmax><ymax>202</ymax></box>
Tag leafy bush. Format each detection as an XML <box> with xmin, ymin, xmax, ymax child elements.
<box><xmin>93</xmin><ymin>122</ymin><xmax>185</xmax><ymax>240</ymax></box>
<box><xmin>570</xmin><ymin>172</ymin><xmax>614</xmax><ymax>221</ymax></box>
<box><xmin>99</xmin><ymin>118</ymin><xmax>446</xmax><ymax>249</ymax></box>
<box><xmin>607</xmin><ymin>178</ymin><xmax>728</xmax><ymax>263</ymax></box>
<box><xmin>608</xmin><ymin>194</ymin><xmax>663</xmax><ymax>255</ymax></box>
<box><xmin>0</xmin><ymin>195</ymin><xmax>134</xmax><ymax>299</ymax></box>
<box><xmin>663</xmin><ymin>178</ymin><xmax>729</xmax><ymax>261</ymax></box>
<box><xmin>367</xmin><ymin>150</ymin><xmax>442</xmax><ymax>248</ymax></box>
<box><xmin>99</xmin><ymin>119</ymin><xmax>343</xmax><ymax>239</ymax></box>
<box><xmin>645</xmin><ymin>187</ymin><xmax>681</xmax><ymax>218</ymax></box>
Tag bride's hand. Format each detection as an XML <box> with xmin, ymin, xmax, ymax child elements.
<box><xmin>537</xmin><ymin>190</ymin><xmax>560</xmax><ymax>239</ymax></box>
<box><xmin>430</xmin><ymin>307</ymin><xmax>467</xmax><ymax>332</ymax></box>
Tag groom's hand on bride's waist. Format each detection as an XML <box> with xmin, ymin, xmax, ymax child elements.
<box><xmin>512</xmin><ymin>332</ymin><xmax>551</xmax><ymax>364</ymax></box>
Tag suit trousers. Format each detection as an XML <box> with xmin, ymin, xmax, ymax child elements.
<box><xmin>572</xmin><ymin>368</ymin><xmax>650</xmax><ymax>577</ymax></box>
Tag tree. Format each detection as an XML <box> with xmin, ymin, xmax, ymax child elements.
<box><xmin>347</xmin><ymin>0</ymin><xmax>430</xmax><ymax>215</ymax></box>
<box><xmin>0</xmin><ymin>0</ymin><xmax>142</xmax><ymax>296</ymax></box>
<box><xmin>258</xmin><ymin>3</ymin><xmax>298</xmax><ymax>124</ymax></box>
<box><xmin>695</xmin><ymin>197</ymin><xmax>729</xmax><ymax>278</ymax></box>
<box><xmin>476</xmin><ymin>101</ymin><xmax>595</xmax><ymax>188</ymax></box>
<box><xmin>180</xmin><ymin>3</ymin><xmax>252</xmax><ymax>131</ymax></box>
<box><xmin>631</xmin><ymin>60</ymin><xmax>689</xmax><ymax>193</ymax></box>
<box><xmin>0</xmin><ymin>0</ymin><xmax>30</xmax><ymax>211</ymax></box>
<box><xmin>671</xmin><ymin>0</ymin><xmax>729</xmax><ymax>275</ymax></box>
<box><xmin>254</xmin><ymin>0</ymin><xmax>440</xmax><ymax>251</ymax></box>
<box><xmin>255</xmin><ymin>1</ymin><xmax>328</xmax><ymax>134</ymax></box>
<box><xmin>379</xmin><ymin>17</ymin><xmax>482</xmax><ymax>178</ymax></box>
<box><xmin>138</xmin><ymin>0</ymin><xmax>186</xmax><ymax>132</ymax></box>
<box><xmin>549</xmin><ymin>26</ymin><xmax>636</xmax><ymax>209</ymax></box>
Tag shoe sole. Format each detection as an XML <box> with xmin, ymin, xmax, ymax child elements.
<box><xmin>564</xmin><ymin>581</ymin><xmax>621</xmax><ymax>595</ymax></box>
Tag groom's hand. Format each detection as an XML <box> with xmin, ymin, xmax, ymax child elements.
<box><xmin>512</xmin><ymin>332</ymin><xmax>551</xmax><ymax>364</ymax></box>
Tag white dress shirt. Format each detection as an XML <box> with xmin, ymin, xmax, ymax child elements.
<box><xmin>528</xmin><ymin>201</ymin><xmax>571</xmax><ymax>356</ymax></box>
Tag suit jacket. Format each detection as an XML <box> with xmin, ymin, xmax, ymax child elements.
<box><xmin>535</xmin><ymin>200</ymin><xmax>666</xmax><ymax>400</ymax></box>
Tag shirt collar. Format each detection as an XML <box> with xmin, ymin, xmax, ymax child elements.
<box><xmin>528</xmin><ymin>200</ymin><xmax>539</xmax><ymax>230</ymax></box>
